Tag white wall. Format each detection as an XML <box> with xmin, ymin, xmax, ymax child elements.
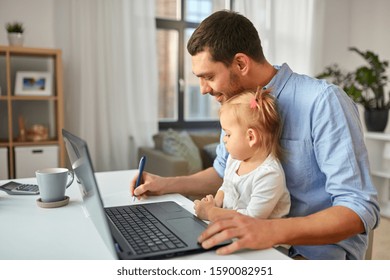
<box><xmin>0</xmin><ymin>0</ymin><xmax>55</xmax><ymax>48</ymax></box>
<box><xmin>321</xmin><ymin>0</ymin><xmax>390</xmax><ymax>70</ymax></box>
<box><xmin>320</xmin><ymin>0</ymin><xmax>390</xmax><ymax>133</ymax></box>
<box><xmin>320</xmin><ymin>0</ymin><xmax>351</xmax><ymax>69</ymax></box>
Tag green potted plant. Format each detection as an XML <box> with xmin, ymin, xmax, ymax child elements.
<box><xmin>5</xmin><ymin>21</ymin><xmax>25</xmax><ymax>46</ymax></box>
<box><xmin>317</xmin><ymin>47</ymin><xmax>390</xmax><ymax>132</ymax></box>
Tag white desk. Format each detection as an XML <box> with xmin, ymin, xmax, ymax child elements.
<box><xmin>0</xmin><ymin>170</ymin><xmax>289</xmax><ymax>260</ymax></box>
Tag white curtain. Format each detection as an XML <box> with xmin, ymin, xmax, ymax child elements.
<box><xmin>234</xmin><ymin>0</ymin><xmax>325</xmax><ymax>75</ymax></box>
<box><xmin>54</xmin><ymin>0</ymin><xmax>158</xmax><ymax>171</ymax></box>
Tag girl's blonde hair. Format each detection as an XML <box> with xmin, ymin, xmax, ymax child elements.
<box><xmin>220</xmin><ymin>87</ymin><xmax>283</xmax><ymax>160</ymax></box>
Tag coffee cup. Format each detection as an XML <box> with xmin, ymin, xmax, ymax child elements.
<box><xmin>36</xmin><ymin>168</ymin><xmax>74</xmax><ymax>203</ymax></box>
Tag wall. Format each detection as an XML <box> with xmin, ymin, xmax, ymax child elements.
<box><xmin>321</xmin><ymin>0</ymin><xmax>390</xmax><ymax>70</ymax></box>
<box><xmin>0</xmin><ymin>0</ymin><xmax>55</xmax><ymax>48</ymax></box>
<box><xmin>320</xmin><ymin>0</ymin><xmax>351</xmax><ymax>69</ymax></box>
<box><xmin>320</xmin><ymin>0</ymin><xmax>390</xmax><ymax>133</ymax></box>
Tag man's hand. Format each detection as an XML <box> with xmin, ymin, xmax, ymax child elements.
<box><xmin>198</xmin><ymin>206</ymin><xmax>366</xmax><ymax>256</ymax></box>
<box><xmin>130</xmin><ymin>171</ymin><xmax>167</xmax><ymax>199</ymax></box>
<box><xmin>129</xmin><ymin>167</ymin><xmax>223</xmax><ymax>199</ymax></box>
<box><xmin>198</xmin><ymin>212</ymin><xmax>276</xmax><ymax>255</ymax></box>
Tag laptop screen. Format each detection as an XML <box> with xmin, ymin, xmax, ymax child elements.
<box><xmin>62</xmin><ymin>129</ymin><xmax>117</xmax><ymax>258</ymax></box>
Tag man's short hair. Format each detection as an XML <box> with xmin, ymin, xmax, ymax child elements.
<box><xmin>187</xmin><ymin>10</ymin><xmax>265</xmax><ymax>66</ymax></box>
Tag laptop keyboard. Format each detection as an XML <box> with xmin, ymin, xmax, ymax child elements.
<box><xmin>106</xmin><ymin>205</ymin><xmax>186</xmax><ymax>255</ymax></box>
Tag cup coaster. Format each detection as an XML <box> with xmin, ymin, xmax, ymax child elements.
<box><xmin>36</xmin><ymin>196</ymin><xmax>70</xmax><ymax>208</ymax></box>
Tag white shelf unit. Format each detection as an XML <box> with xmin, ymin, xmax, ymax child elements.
<box><xmin>365</xmin><ymin>132</ymin><xmax>390</xmax><ymax>218</ymax></box>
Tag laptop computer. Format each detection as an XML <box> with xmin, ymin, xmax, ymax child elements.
<box><xmin>62</xmin><ymin>129</ymin><xmax>228</xmax><ymax>259</ymax></box>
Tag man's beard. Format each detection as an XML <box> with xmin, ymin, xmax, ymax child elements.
<box><xmin>224</xmin><ymin>71</ymin><xmax>245</xmax><ymax>100</ymax></box>
<box><xmin>209</xmin><ymin>70</ymin><xmax>246</xmax><ymax>104</ymax></box>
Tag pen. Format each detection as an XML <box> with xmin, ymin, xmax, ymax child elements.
<box><xmin>133</xmin><ymin>156</ymin><xmax>146</xmax><ymax>201</ymax></box>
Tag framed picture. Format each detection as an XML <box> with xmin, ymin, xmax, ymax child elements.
<box><xmin>15</xmin><ymin>71</ymin><xmax>52</xmax><ymax>96</ymax></box>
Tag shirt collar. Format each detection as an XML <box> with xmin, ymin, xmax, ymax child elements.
<box><xmin>264</xmin><ymin>63</ymin><xmax>293</xmax><ymax>99</ymax></box>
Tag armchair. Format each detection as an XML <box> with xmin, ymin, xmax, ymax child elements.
<box><xmin>138</xmin><ymin>130</ymin><xmax>220</xmax><ymax>177</ymax></box>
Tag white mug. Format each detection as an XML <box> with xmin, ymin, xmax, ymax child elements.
<box><xmin>36</xmin><ymin>168</ymin><xmax>74</xmax><ymax>203</ymax></box>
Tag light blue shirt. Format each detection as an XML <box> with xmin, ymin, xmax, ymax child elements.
<box><xmin>213</xmin><ymin>63</ymin><xmax>380</xmax><ymax>260</ymax></box>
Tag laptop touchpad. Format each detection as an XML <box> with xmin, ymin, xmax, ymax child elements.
<box><xmin>166</xmin><ymin>217</ymin><xmax>206</xmax><ymax>234</ymax></box>
<box><xmin>160</xmin><ymin>202</ymin><xmax>183</xmax><ymax>212</ymax></box>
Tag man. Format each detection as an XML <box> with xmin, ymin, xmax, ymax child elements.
<box><xmin>131</xmin><ymin>10</ymin><xmax>380</xmax><ymax>259</ymax></box>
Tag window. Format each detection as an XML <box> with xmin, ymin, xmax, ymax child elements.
<box><xmin>156</xmin><ymin>0</ymin><xmax>231</xmax><ymax>129</ymax></box>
